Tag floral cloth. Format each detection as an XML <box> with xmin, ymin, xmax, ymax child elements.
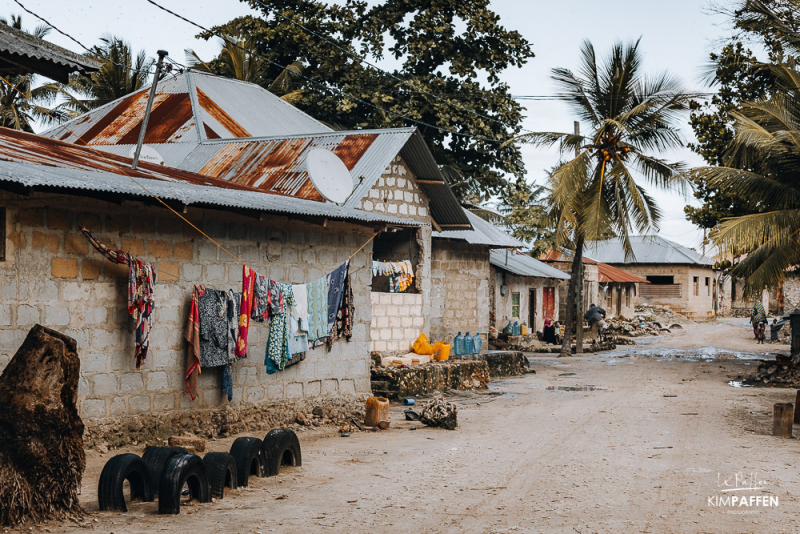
<box><xmin>265</xmin><ymin>283</ymin><xmax>296</xmax><ymax>374</ymax></box>
<box><xmin>82</xmin><ymin>226</ymin><xmax>156</xmax><ymax>369</ymax></box>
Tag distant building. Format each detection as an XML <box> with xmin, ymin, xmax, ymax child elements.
<box><xmin>586</xmin><ymin>236</ymin><xmax>716</xmax><ymax>321</ymax></box>
<box><xmin>0</xmin><ymin>23</ymin><xmax>99</xmax><ymax>82</ymax></box>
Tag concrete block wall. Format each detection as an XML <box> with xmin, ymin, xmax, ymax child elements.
<box><xmin>429</xmin><ymin>240</ymin><xmax>490</xmax><ymax>342</ymax></box>
<box><xmin>490</xmin><ymin>269</ymin><xmax>561</xmax><ymax>333</ymax></box>
<box><xmin>613</xmin><ymin>264</ymin><xmax>716</xmax><ymax>320</ymax></box>
<box><xmin>0</xmin><ymin>192</ymin><xmax>375</xmax><ymax>422</ymax></box>
<box><xmin>357</xmin><ymin>156</ymin><xmax>430</xmax><ymax>223</ymax></box>
<box><xmin>369</xmin><ymin>292</ymin><xmax>424</xmax><ymax>354</ymax></box>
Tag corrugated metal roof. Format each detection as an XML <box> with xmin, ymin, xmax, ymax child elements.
<box><xmin>597</xmin><ymin>263</ymin><xmax>648</xmax><ymax>284</ymax></box>
<box><xmin>433</xmin><ymin>209</ymin><xmax>525</xmax><ymax>248</ymax></box>
<box><xmin>490</xmin><ymin>249</ymin><xmax>570</xmax><ymax>279</ymax></box>
<box><xmin>0</xmin><ymin>127</ymin><xmax>421</xmax><ymax>226</ymax></box>
<box><xmin>41</xmin><ymin>70</ymin><xmax>330</xmax><ymax>144</ymax></box>
<box><xmin>0</xmin><ymin>23</ymin><xmax>100</xmax><ymax>83</ymax></box>
<box><xmin>586</xmin><ymin>236</ymin><xmax>714</xmax><ymax>266</ymax></box>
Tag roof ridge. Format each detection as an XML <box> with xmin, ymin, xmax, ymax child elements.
<box><xmin>196</xmin><ymin>127</ymin><xmax>417</xmax><ymax>145</ymax></box>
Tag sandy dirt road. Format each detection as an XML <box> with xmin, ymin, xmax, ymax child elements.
<box><xmin>21</xmin><ymin>318</ymin><xmax>800</xmax><ymax>534</ymax></box>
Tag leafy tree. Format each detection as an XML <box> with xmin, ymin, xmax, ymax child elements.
<box><xmin>506</xmin><ymin>39</ymin><xmax>691</xmax><ymax>355</ymax></box>
<box><xmin>498</xmin><ymin>179</ymin><xmax>555</xmax><ymax>258</ymax></box>
<box><xmin>200</xmin><ymin>0</ymin><xmax>533</xmax><ymax>199</ymax></box>
<box><xmin>0</xmin><ymin>15</ymin><xmax>71</xmax><ymax>130</ymax></box>
<box><xmin>60</xmin><ymin>36</ymin><xmax>154</xmax><ymax>114</ymax></box>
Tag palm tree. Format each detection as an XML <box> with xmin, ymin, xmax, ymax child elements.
<box><xmin>60</xmin><ymin>35</ymin><xmax>153</xmax><ymax>114</ymax></box>
<box><xmin>185</xmin><ymin>34</ymin><xmax>304</xmax><ymax>103</ymax></box>
<box><xmin>686</xmin><ymin>66</ymin><xmax>800</xmax><ymax>296</ymax></box>
<box><xmin>0</xmin><ymin>15</ymin><xmax>72</xmax><ymax>130</ymax></box>
<box><xmin>505</xmin><ymin>39</ymin><xmax>691</xmax><ymax>355</ymax></box>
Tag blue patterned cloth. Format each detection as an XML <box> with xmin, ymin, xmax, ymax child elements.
<box><xmin>327</xmin><ymin>261</ymin><xmax>349</xmax><ymax>336</ymax></box>
<box><xmin>265</xmin><ymin>284</ymin><xmax>296</xmax><ymax>374</ymax></box>
<box><xmin>306</xmin><ymin>276</ymin><xmax>329</xmax><ymax>341</ymax></box>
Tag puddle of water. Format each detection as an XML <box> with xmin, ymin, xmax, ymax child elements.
<box><xmin>728</xmin><ymin>380</ymin><xmax>754</xmax><ymax>388</ymax></box>
<box><xmin>547</xmin><ymin>385</ymin><xmax>605</xmax><ymax>392</ymax></box>
<box><xmin>602</xmin><ymin>346</ymin><xmax>768</xmax><ymax>363</ymax></box>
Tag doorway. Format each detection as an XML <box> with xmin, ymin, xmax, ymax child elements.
<box><xmin>529</xmin><ymin>289</ymin><xmax>537</xmax><ymax>330</ymax></box>
<box><xmin>543</xmin><ymin>287</ymin><xmax>555</xmax><ymax>321</ymax></box>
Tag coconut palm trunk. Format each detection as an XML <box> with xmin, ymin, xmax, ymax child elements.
<box><xmin>561</xmin><ymin>235</ymin><xmax>585</xmax><ymax>356</ymax></box>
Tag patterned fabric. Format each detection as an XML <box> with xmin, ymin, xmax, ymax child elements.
<box><xmin>306</xmin><ymin>276</ymin><xmax>329</xmax><ymax>342</ymax></box>
<box><xmin>82</xmin><ymin>227</ymin><xmax>156</xmax><ymax>369</ymax></box>
<box><xmin>751</xmin><ymin>300</ymin><xmax>767</xmax><ymax>325</ymax></box>
<box><xmin>265</xmin><ymin>283</ymin><xmax>296</xmax><ymax>374</ymax></box>
<box><xmin>289</xmin><ymin>315</ymin><xmax>309</xmax><ymax>355</ymax></box>
<box><xmin>327</xmin><ymin>261</ymin><xmax>349</xmax><ymax>336</ymax></box>
<box><xmin>331</xmin><ymin>270</ymin><xmax>354</xmax><ymax>343</ymax></box>
<box><xmin>184</xmin><ymin>285</ymin><xmax>204</xmax><ymax>400</ymax></box>
<box><xmin>198</xmin><ymin>289</ymin><xmax>229</xmax><ymax>368</ymax></box>
<box><xmin>251</xmin><ymin>274</ymin><xmax>270</xmax><ymax>322</ymax></box>
<box><xmin>268</xmin><ymin>279</ymin><xmax>283</xmax><ymax>315</ymax></box>
<box><xmin>236</xmin><ymin>265</ymin><xmax>256</xmax><ymax>357</ymax></box>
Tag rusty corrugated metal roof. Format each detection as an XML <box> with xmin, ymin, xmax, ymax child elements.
<box><xmin>42</xmin><ymin>70</ymin><xmax>331</xmax><ymax>145</ymax></box>
<box><xmin>0</xmin><ymin>23</ymin><xmax>100</xmax><ymax>83</ymax></box>
<box><xmin>597</xmin><ymin>263</ymin><xmax>648</xmax><ymax>284</ymax></box>
<box><xmin>0</xmin><ymin>127</ymin><xmax>422</xmax><ymax>227</ymax></box>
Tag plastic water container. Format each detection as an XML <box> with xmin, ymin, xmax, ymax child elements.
<box><xmin>513</xmin><ymin>321</ymin><xmax>521</xmax><ymax>336</ymax></box>
<box><xmin>454</xmin><ymin>332</ymin><xmax>465</xmax><ymax>356</ymax></box>
<box><xmin>472</xmin><ymin>333</ymin><xmax>482</xmax><ymax>354</ymax></box>
<box><xmin>521</xmin><ymin>322</ymin><xmax>528</xmax><ymax>336</ymax></box>
<box><xmin>503</xmin><ymin>322</ymin><xmax>513</xmax><ymax>335</ymax></box>
<box><xmin>464</xmin><ymin>332</ymin><xmax>474</xmax><ymax>355</ymax></box>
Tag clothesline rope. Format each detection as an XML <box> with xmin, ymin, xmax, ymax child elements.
<box><xmin>0</xmin><ymin>75</ymin><xmax>381</xmax><ymax>278</ymax></box>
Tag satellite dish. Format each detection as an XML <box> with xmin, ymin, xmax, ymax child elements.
<box><xmin>305</xmin><ymin>148</ymin><xmax>353</xmax><ymax>204</ymax></box>
<box><xmin>128</xmin><ymin>145</ymin><xmax>164</xmax><ymax>166</ymax></box>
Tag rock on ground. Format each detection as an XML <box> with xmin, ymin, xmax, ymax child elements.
<box><xmin>420</xmin><ymin>395</ymin><xmax>458</xmax><ymax>430</ymax></box>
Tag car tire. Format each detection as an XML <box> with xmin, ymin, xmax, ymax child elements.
<box><xmin>98</xmin><ymin>453</ymin><xmax>154</xmax><ymax>512</ymax></box>
<box><xmin>157</xmin><ymin>454</ymin><xmax>210</xmax><ymax>515</ymax></box>
<box><xmin>262</xmin><ymin>428</ymin><xmax>302</xmax><ymax>477</ymax></box>
<box><xmin>141</xmin><ymin>446</ymin><xmax>188</xmax><ymax>495</ymax></box>
<box><xmin>203</xmin><ymin>452</ymin><xmax>238</xmax><ymax>499</ymax></box>
<box><xmin>229</xmin><ymin>437</ymin><xmax>263</xmax><ymax>487</ymax></box>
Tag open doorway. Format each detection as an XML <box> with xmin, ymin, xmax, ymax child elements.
<box><xmin>529</xmin><ymin>288</ymin><xmax>537</xmax><ymax>329</ymax></box>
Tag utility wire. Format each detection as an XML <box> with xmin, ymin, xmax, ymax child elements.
<box><xmin>144</xmin><ymin>0</ymin><xmax>505</xmax><ymax>144</ymax></box>
<box><xmin>259</xmin><ymin>2</ymin><xmax>533</xmax><ymax>135</ymax></box>
<box><xmin>12</xmin><ymin>0</ymin><xmax>164</xmax><ymax>76</ymax></box>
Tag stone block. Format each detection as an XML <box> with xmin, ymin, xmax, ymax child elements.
<box><xmin>92</xmin><ymin>373</ymin><xmax>117</xmax><ymax>396</ymax></box>
<box><xmin>32</xmin><ymin>231</ymin><xmax>59</xmax><ymax>253</ymax></box>
<box><xmin>110</xmin><ymin>396</ymin><xmax>126</xmax><ymax>415</ymax></box>
<box><xmin>149</xmin><ymin>239</ymin><xmax>171</xmax><ymax>258</ymax></box>
<box><xmin>286</xmin><ymin>382</ymin><xmax>303</xmax><ymax>399</ymax></box>
<box><xmin>247</xmin><ymin>385</ymin><xmax>265</xmax><ymax>403</ymax></box>
<box><xmin>182</xmin><ymin>263</ymin><xmax>202</xmax><ymax>280</ymax></box>
<box><xmin>372</xmin><ymin>340</ymin><xmax>387</xmax><ymax>352</ymax></box>
<box><xmin>153</xmin><ymin>393</ymin><xmax>175</xmax><ymax>411</ymax></box>
<box><xmin>119</xmin><ymin>237</ymin><xmax>144</xmax><ymax>256</ymax></box>
<box><xmin>17</xmin><ymin>208</ymin><xmax>44</xmax><ymax>227</ymax></box>
<box><xmin>339</xmin><ymin>379</ymin><xmax>355</xmax><ymax>395</ymax></box>
<box><xmin>63</xmin><ymin>282</ymin><xmax>91</xmax><ymax>301</ymax></box>
<box><xmin>206</xmin><ymin>264</ymin><xmax>226</xmax><ymax>282</ymax></box>
<box><xmin>81</xmin><ymin>399</ymin><xmax>106</xmax><ymax>419</ymax></box>
<box><xmin>83</xmin><ymin>352</ymin><xmax>107</xmax><ymax>373</ymax></box>
<box><xmin>158</xmin><ymin>261</ymin><xmax>180</xmax><ymax>281</ymax></box>
<box><xmin>45</xmin><ymin>306</ymin><xmax>70</xmax><ymax>326</ymax></box>
<box><xmin>51</xmin><ymin>258</ymin><xmax>78</xmax><ymax>279</ymax></box>
<box><xmin>47</xmin><ymin>208</ymin><xmax>72</xmax><ymax>231</ymax></box>
<box><xmin>321</xmin><ymin>379</ymin><xmax>338</xmax><ymax>396</ymax></box>
<box><xmin>129</xmin><ymin>395</ymin><xmax>151</xmax><ymax>413</ymax></box>
<box><xmin>0</xmin><ymin>305</ymin><xmax>10</xmax><ymax>326</ymax></box>
<box><xmin>305</xmin><ymin>380</ymin><xmax>321</xmax><ymax>397</ymax></box>
<box><xmin>17</xmin><ymin>304</ymin><xmax>40</xmax><ymax>325</ymax></box>
<box><xmin>172</xmin><ymin>241</ymin><xmax>193</xmax><ymax>260</ymax></box>
<box><xmin>81</xmin><ymin>259</ymin><xmax>101</xmax><ymax>280</ymax></box>
<box><xmin>267</xmin><ymin>383</ymin><xmax>284</xmax><ymax>400</ymax></box>
<box><xmin>65</xmin><ymin>233</ymin><xmax>88</xmax><ymax>255</ymax></box>
<box><xmin>147</xmin><ymin>371</ymin><xmax>169</xmax><ymax>391</ymax></box>
<box><xmin>120</xmin><ymin>372</ymin><xmax>144</xmax><ymax>393</ymax></box>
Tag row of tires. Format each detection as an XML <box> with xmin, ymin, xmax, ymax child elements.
<box><xmin>98</xmin><ymin>429</ymin><xmax>302</xmax><ymax>515</ymax></box>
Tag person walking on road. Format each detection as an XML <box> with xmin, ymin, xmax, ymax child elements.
<box><xmin>751</xmin><ymin>300</ymin><xmax>767</xmax><ymax>340</ymax></box>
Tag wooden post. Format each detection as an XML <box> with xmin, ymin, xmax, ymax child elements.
<box><xmin>773</xmin><ymin>403</ymin><xmax>793</xmax><ymax>437</ymax></box>
<box><xmin>795</xmin><ymin>391</ymin><xmax>800</xmax><ymax>424</ymax></box>
<box><xmin>790</xmin><ymin>310</ymin><xmax>800</xmax><ymax>357</ymax></box>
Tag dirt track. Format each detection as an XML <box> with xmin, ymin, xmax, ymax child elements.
<box><xmin>24</xmin><ymin>318</ymin><xmax>800</xmax><ymax>533</ymax></box>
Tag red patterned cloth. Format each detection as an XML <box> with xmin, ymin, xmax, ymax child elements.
<box><xmin>184</xmin><ymin>285</ymin><xmax>205</xmax><ymax>400</ymax></box>
<box><xmin>81</xmin><ymin>226</ymin><xmax>156</xmax><ymax>369</ymax></box>
<box><xmin>236</xmin><ymin>265</ymin><xmax>256</xmax><ymax>358</ymax></box>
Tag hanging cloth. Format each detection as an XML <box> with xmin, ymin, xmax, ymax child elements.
<box><xmin>265</xmin><ymin>283</ymin><xmax>296</xmax><ymax>374</ymax></box>
<box><xmin>329</xmin><ymin>269</ymin><xmax>355</xmax><ymax>349</ymax></box>
<box><xmin>327</xmin><ymin>260</ymin><xmax>350</xmax><ymax>336</ymax></box>
<box><xmin>236</xmin><ymin>265</ymin><xmax>256</xmax><ymax>358</ymax></box>
<box><xmin>82</xmin><ymin>226</ymin><xmax>156</xmax><ymax>369</ymax></box>
<box><xmin>185</xmin><ymin>285</ymin><xmax>204</xmax><ymax>401</ymax></box>
<box><xmin>306</xmin><ymin>276</ymin><xmax>329</xmax><ymax>342</ymax></box>
<box><xmin>252</xmin><ymin>274</ymin><xmax>270</xmax><ymax>322</ymax></box>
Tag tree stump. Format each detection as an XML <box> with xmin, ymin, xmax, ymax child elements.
<box><xmin>0</xmin><ymin>325</ymin><xmax>85</xmax><ymax>526</ymax></box>
<box><xmin>773</xmin><ymin>403</ymin><xmax>793</xmax><ymax>438</ymax></box>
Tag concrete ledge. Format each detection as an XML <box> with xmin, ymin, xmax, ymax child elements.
<box><xmin>371</xmin><ymin>360</ymin><xmax>489</xmax><ymax>399</ymax></box>
<box><xmin>451</xmin><ymin>350</ymin><xmax>527</xmax><ymax>377</ymax></box>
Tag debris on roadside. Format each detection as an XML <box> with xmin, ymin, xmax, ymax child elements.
<box><xmin>420</xmin><ymin>395</ymin><xmax>458</xmax><ymax>430</ymax></box>
<box><xmin>747</xmin><ymin>354</ymin><xmax>800</xmax><ymax>386</ymax></box>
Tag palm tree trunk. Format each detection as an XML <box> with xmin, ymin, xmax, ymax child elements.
<box><xmin>560</xmin><ymin>235</ymin><xmax>585</xmax><ymax>356</ymax></box>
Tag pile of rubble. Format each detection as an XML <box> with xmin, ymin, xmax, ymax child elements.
<box><xmin>605</xmin><ymin>305</ymin><xmax>690</xmax><ymax>338</ymax></box>
<box><xmin>747</xmin><ymin>354</ymin><xmax>800</xmax><ymax>386</ymax></box>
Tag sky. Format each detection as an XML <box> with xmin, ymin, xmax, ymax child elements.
<box><xmin>10</xmin><ymin>0</ymin><xmax>734</xmax><ymax>253</ymax></box>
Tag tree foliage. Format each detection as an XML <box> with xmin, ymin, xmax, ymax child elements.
<box><xmin>200</xmin><ymin>0</ymin><xmax>533</xmax><ymax>200</ymax></box>
<box><xmin>0</xmin><ymin>15</ymin><xmax>71</xmax><ymax>130</ymax></box>
<box><xmin>497</xmin><ymin>180</ymin><xmax>555</xmax><ymax>258</ymax></box>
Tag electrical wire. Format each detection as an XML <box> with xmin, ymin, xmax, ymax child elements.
<box><xmin>144</xmin><ymin>0</ymin><xmax>507</xmax><ymax>144</ymax></box>
<box><xmin>11</xmin><ymin>0</ymin><xmax>163</xmax><ymax>76</ymax></box>
<box><xmin>259</xmin><ymin>2</ymin><xmax>534</xmax><ymax>135</ymax></box>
